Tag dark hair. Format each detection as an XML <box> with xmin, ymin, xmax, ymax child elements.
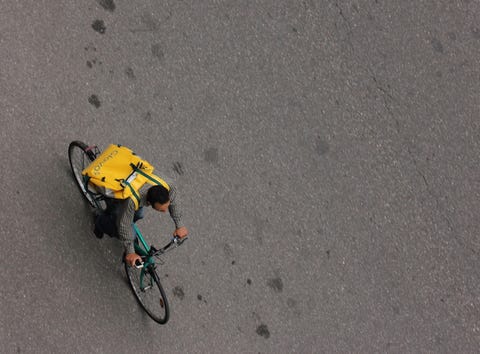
<box><xmin>147</xmin><ymin>185</ymin><xmax>170</xmax><ymax>205</ymax></box>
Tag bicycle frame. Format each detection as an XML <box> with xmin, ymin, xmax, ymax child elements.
<box><xmin>130</xmin><ymin>224</ymin><xmax>154</xmax><ymax>291</ymax></box>
<box><xmin>132</xmin><ymin>223</ymin><xmax>156</xmax><ymax>268</ymax></box>
<box><xmin>131</xmin><ymin>223</ymin><xmax>187</xmax><ymax>292</ymax></box>
<box><xmin>132</xmin><ymin>223</ymin><xmax>185</xmax><ymax>266</ymax></box>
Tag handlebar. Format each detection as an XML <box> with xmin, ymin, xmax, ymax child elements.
<box><xmin>128</xmin><ymin>233</ymin><xmax>188</xmax><ymax>267</ymax></box>
<box><xmin>157</xmin><ymin>235</ymin><xmax>187</xmax><ymax>254</ymax></box>
<box><xmin>143</xmin><ymin>235</ymin><xmax>188</xmax><ymax>261</ymax></box>
<box><xmin>173</xmin><ymin>235</ymin><xmax>188</xmax><ymax>246</ymax></box>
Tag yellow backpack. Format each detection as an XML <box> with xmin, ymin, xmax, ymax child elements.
<box><xmin>82</xmin><ymin>144</ymin><xmax>169</xmax><ymax>210</ymax></box>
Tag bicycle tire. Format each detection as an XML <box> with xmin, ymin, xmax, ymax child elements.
<box><xmin>125</xmin><ymin>263</ymin><xmax>170</xmax><ymax>324</ymax></box>
<box><xmin>68</xmin><ymin>141</ymin><xmax>107</xmax><ymax>211</ymax></box>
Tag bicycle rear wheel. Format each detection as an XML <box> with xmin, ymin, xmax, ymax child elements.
<box><xmin>125</xmin><ymin>263</ymin><xmax>170</xmax><ymax>324</ymax></box>
<box><xmin>68</xmin><ymin>141</ymin><xmax>106</xmax><ymax>211</ymax></box>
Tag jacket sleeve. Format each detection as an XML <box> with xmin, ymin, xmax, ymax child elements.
<box><xmin>167</xmin><ymin>180</ymin><xmax>184</xmax><ymax>229</ymax></box>
<box><xmin>117</xmin><ymin>199</ymin><xmax>136</xmax><ymax>255</ymax></box>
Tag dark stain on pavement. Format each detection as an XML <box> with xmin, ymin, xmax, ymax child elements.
<box><xmin>197</xmin><ymin>294</ymin><xmax>207</xmax><ymax>303</ymax></box>
<box><xmin>125</xmin><ymin>67</ymin><xmax>135</xmax><ymax>79</ymax></box>
<box><xmin>84</xmin><ymin>44</ymin><xmax>96</xmax><ymax>52</ymax></box>
<box><xmin>267</xmin><ymin>277</ymin><xmax>283</xmax><ymax>293</ymax></box>
<box><xmin>144</xmin><ymin>111</ymin><xmax>152</xmax><ymax>122</ymax></box>
<box><xmin>87</xmin><ymin>59</ymin><xmax>101</xmax><ymax>68</ymax></box>
<box><xmin>88</xmin><ymin>94</ymin><xmax>101</xmax><ymax>108</ymax></box>
<box><xmin>173</xmin><ymin>162</ymin><xmax>184</xmax><ymax>175</ymax></box>
<box><xmin>92</xmin><ymin>20</ymin><xmax>106</xmax><ymax>34</ymax></box>
<box><xmin>447</xmin><ymin>32</ymin><xmax>457</xmax><ymax>41</ymax></box>
<box><xmin>430</xmin><ymin>38</ymin><xmax>444</xmax><ymax>53</ymax></box>
<box><xmin>97</xmin><ymin>0</ymin><xmax>115</xmax><ymax>12</ymax></box>
<box><xmin>152</xmin><ymin>43</ymin><xmax>165</xmax><ymax>61</ymax></box>
<box><xmin>173</xmin><ymin>286</ymin><xmax>185</xmax><ymax>300</ymax></box>
<box><xmin>204</xmin><ymin>147</ymin><xmax>219</xmax><ymax>164</ymax></box>
<box><xmin>256</xmin><ymin>324</ymin><xmax>270</xmax><ymax>339</ymax></box>
<box><xmin>315</xmin><ymin>137</ymin><xmax>330</xmax><ymax>155</ymax></box>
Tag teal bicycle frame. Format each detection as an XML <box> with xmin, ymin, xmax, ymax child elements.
<box><xmin>131</xmin><ymin>223</ymin><xmax>185</xmax><ymax>281</ymax></box>
<box><xmin>132</xmin><ymin>223</ymin><xmax>187</xmax><ymax>289</ymax></box>
<box><xmin>133</xmin><ymin>223</ymin><xmax>153</xmax><ymax>263</ymax></box>
<box><xmin>132</xmin><ymin>223</ymin><xmax>158</xmax><ymax>291</ymax></box>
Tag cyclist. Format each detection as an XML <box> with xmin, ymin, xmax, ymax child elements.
<box><xmin>94</xmin><ymin>181</ymin><xmax>188</xmax><ymax>266</ymax></box>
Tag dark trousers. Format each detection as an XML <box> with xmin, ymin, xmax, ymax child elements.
<box><xmin>95</xmin><ymin>200</ymin><xmax>144</xmax><ymax>238</ymax></box>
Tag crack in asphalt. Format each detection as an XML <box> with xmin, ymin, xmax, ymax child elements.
<box><xmin>330</xmin><ymin>2</ymin><xmax>476</xmax><ymax>256</ymax></box>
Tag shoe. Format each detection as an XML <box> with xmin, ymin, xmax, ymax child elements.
<box><xmin>92</xmin><ymin>208</ymin><xmax>104</xmax><ymax>218</ymax></box>
<box><xmin>94</xmin><ymin>225</ymin><xmax>104</xmax><ymax>239</ymax></box>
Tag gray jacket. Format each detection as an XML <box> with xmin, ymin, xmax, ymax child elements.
<box><xmin>117</xmin><ymin>178</ymin><xmax>183</xmax><ymax>254</ymax></box>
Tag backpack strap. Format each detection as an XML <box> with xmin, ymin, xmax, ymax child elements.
<box><xmin>129</xmin><ymin>163</ymin><xmax>170</xmax><ymax>190</ymax></box>
<box><xmin>122</xmin><ymin>180</ymin><xmax>141</xmax><ymax>209</ymax></box>
<box><xmin>121</xmin><ymin>164</ymin><xmax>170</xmax><ymax>210</ymax></box>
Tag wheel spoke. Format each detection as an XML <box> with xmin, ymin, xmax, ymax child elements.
<box><xmin>125</xmin><ymin>265</ymin><xmax>169</xmax><ymax>323</ymax></box>
<box><xmin>68</xmin><ymin>141</ymin><xmax>106</xmax><ymax>211</ymax></box>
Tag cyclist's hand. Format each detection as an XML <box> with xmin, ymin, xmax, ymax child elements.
<box><xmin>174</xmin><ymin>226</ymin><xmax>188</xmax><ymax>239</ymax></box>
<box><xmin>125</xmin><ymin>253</ymin><xmax>142</xmax><ymax>267</ymax></box>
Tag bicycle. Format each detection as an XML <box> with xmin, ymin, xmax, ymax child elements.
<box><xmin>68</xmin><ymin>141</ymin><xmax>187</xmax><ymax>324</ymax></box>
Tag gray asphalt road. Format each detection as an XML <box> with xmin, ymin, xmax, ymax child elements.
<box><xmin>1</xmin><ymin>1</ymin><xmax>479</xmax><ymax>353</ymax></box>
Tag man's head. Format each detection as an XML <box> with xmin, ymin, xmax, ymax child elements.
<box><xmin>147</xmin><ymin>185</ymin><xmax>170</xmax><ymax>212</ymax></box>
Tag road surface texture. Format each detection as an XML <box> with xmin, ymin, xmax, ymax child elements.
<box><xmin>1</xmin><ymin>0</ymin><xmax>479</xmax><ymax>353</ymax></box>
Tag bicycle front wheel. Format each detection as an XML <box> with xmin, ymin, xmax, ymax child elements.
<box><xmin>68</xmin><ymin>141</ymin><xmax>106</xmax><ymax>211</ymax></box>
<box><xmin>125</xmin><ymin>264</ymin><xmax>170</xmax><ymax>324</ymax></box>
